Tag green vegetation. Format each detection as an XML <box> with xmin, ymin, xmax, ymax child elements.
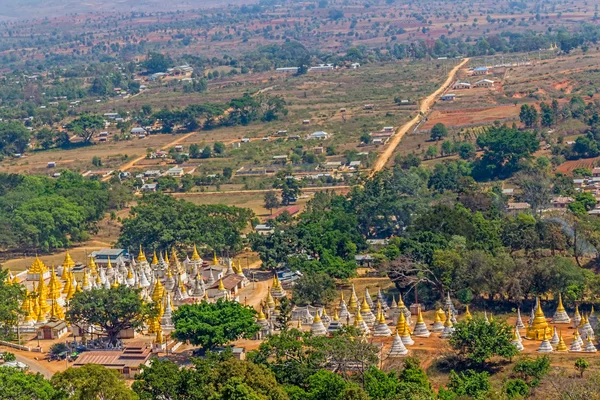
<box><xmin>171</xmin><ymin>300</ymin><xmax>259</xmax><ymax>350</ymax></box>
<box><xmin>118</xmin><ymin>193</ymin><xmax>253</xmax><ymax>252</ymax></box>
<box><xmin>51</xmin><ymin>364</ymin><xmax>137</xmax><ymax>400</ymax></box>
<box><xmin>0</xmin><ymin>172</ymin><xmax>125</xmax><ymax>252</ymax></box>
<box><xmin>66</xmin><ymin>286</ymin><xmax>156</xmax><ymax>345</ymax></box>
<box><xmin>0</xmin><ymin>268</ymin><xmax>24</xmax><ymax>340</ymax></box>
<box><xmin>449</xmin><ymin>318</ymin><xmax>518</xmax><ymax>367</ymax></box>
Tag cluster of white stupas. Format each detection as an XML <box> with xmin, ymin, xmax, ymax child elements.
<box><xmin>284</xmin><ymin>286</ymin><xmax>464</xmax><ymax>358</ymax></box>
<box><xmin>517</xmin><ymin>294</ymin><xmax>599</xmax><ymax>354</ymax></box>
<box><xmin>11</xmin><ymin>246</ymin><xmax>249</xmax><ymax>347</ymax></box>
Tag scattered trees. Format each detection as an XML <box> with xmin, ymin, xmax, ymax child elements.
<box><xmin>51</xmin><ymin>364</ymin><xmax>137</xmax><ymax>400</ymax></box>
<box><xmin>0</xmin><ymin>267</ymin><xmax>24</xmax><ymax>340</ymax></box>
<box><xmin>264</xmin><ymin>190</ymin><xmax>280</xmax><ymax>214</ymax></box>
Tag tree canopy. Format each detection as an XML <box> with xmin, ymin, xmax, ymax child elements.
<box><xmin>51</xmin><ymin>364</ymin><xmax>137</xmax><ymax>400</ymax></box>
<box><xmin>171</xmin><ymin>299</ymin><xmax>259</xmax><ymax>349</ymax></box>
<box><xmin>66</xmin><ymin>286</ymin><xmax>155</xmax><ymax>345</ymax></box>
<box><xmin>118</xmin><ymin>193</ymin><xmax>253</xmax><ymax>252</ymax></box>
<box><xmin>0</xmin><ymin>267</ymin><xmax>24</xmax><ymax>340</ymax></box>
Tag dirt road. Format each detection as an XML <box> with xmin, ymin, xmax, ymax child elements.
<box><xmin>170</xmin><ymin>185</ymin><xmax>350</xmax><ymax>197</ymax></box>
<box><xmin>370</xmin><ymin>58</ymin><xmax>470</xmax><ymax>175</ymax></box>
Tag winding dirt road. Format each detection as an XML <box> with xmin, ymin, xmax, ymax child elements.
<box><xmin>370</xmin><ymin>58</ymin><xmax>470</xmax><ymax>175</ymax></box>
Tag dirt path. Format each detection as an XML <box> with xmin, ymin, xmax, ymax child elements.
<box><xmin>101</xmin><ymin>130</ymin><xmax>199</xmax><ymax>182</ymax></box>
<box><xmin>170</xmin><ymin>185</ymin><xmax>350</xmax><ymax>197</ymax></box>
<box><xmin>370</xmin><ymin>58</ymin><xmax>470</xmax><ymax>175</ymax></box>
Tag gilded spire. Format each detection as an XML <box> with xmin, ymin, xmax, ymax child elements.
<box><xmin>213</xmin><ymin>252</ymin><xmax>218</xmax><ymax>265</ymax></box>
<box><xmin>333</xmin><ymin>308</ymin><xmax>340</xmax><ymax>321</ymax></box>
<box><xmin>152</xmin><ymin>250</ymin><xmax>159</xmax><ymax>265</ymax></box>
<box><xmin>62</xmin><ymin>251</ymin><xmax>75</xmax><ymax>270</ymax></box>
<box><xmin>138</xmin><ymin>245</ymin><xmax>147</xmax><ymax>262</ymax></box>
<box><xmin>88</xmin><ymin>256</ymin><xmax>97</xmax><ymax>275</ymax></box>
<box><xmin>360</xmin><ymin>297</ymin><xmax>371</xmax><ymax>313</ymax></box>
<box><xmin>106</xmin><ymin>257</ymin><xmax>113</xmax><ymax>270</ymax></box>
<box><xmin>257</xmin><ymin>308</ymin><xmax>266</xmax><ymax>321</ymax></box>
<box><xmin>218</xmin><ymin>278</ymin><xmax>225</xmax><ymax>291</ymax></box>
<box><xmin>191</xmin><ymin>245</ymin><xmax>201</xmax><ymax>261</ymax></box>
<box><xmin>557</xmin><ymin>293</ymin><xmax>566</xmax><ymax>312</ymax></box>
<box><xmin>417</xmin><ymin>307</ymin><xmax>425</xmax><ymax>324</ymax></box>
<box><xmin>47</xmin><ymin>266</ymin><xmax>63</xmax><ymax>300</ymax></box>
<box><xmin>313</xmin><ymin>311</ymin><xmax>322</xmax><ymax>323</ymax></box>
<box><xmin>464</xmin><ymin>305</ymin><xmax>472</xmax><ymax>321</ymax></box>
<box><xmin>444</xmin><ymin>310</ymin><xmax>453</xmax><ymax>327</ymax></box>
<box><xmin>556</xmin><ymin>331</ymin><xmax>568</xmax><ymax>352</ymax></box>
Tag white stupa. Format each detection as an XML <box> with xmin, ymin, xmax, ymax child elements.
<box><xmin>511</xmin><ymin>330</ymin><xmax>524</xmax><ymax>352</ymax></box>
<box><xmin>365</xmin><ymin>288</ymin><xmax>375</xmax><ymax>310</ymax></box>
<box><xmin>372</xmin><ymin>309</ymin><xmax>392</xmax><ymax>337</ymax></box>
<box><xmin>550</xmin><ymin>327</ymin><xmax>560</xmax><ymax>346</ymax></box>
<box><xmin>569</xmin><ymin>332</ymin><xmax>582</xmax><ymax>352</ymax></box>
<box><xmin>310</xmin><ymin>312</ymin><xmax>327</xmax><ymax>336</ymax></box>
<box><xmin>583</xmin><ymin>337</ymin><xmax>597</xmax><ymax>353</ymax></box>
<box><xmin>515</xmin><ymin>308</ymin><xmax>525</xmax><ymax>329</ymax></box>
<box><xmin>551</xmin><ymin>294</ymin><xmax>571</xmax><ymax>324</ymax></box>
<box><xmin>412</xmin><ymin>308</ymin><xmax>431</xmax><ymax>338</ymax></box>
<box><xmin>328</xmin><ymin>310</ymin><xmax>343</xmax><ymax>333</ymax></box>
<box><xmin>376</xmin><ymin>288</ymin><xmax>389</xmax><ymax>312</ymax></box>
<box><xmin>440</xmin><ymin>310</ymin><xmax>454</xmax><ymax>339</ymax></box>
<box><xmin>537</xmin><ymin>339</ymin><xmax>553</xmax><ymax>353</ymax></box>
<box><xmin>388</xmin><ymin>332</ymin><xmax>409</xmax><ymax>357</ymax></box>
<box><xmin>572</xmin><ymin>305</ymin><xmax>582</xmax><ymax>328</ymax></box>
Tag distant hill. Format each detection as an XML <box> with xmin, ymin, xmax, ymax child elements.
<box><xmin>0</xmin><ymin>0</ymin><xmax>255</xmax><ymax>20</ymax></box>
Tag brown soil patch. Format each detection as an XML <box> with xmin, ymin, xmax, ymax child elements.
<box><xmin>421</xmin><ymin>105</ymin><xmax>521</xmax><ymax>130</ymax></box>
<box><xmin>555</xmin><ymin>157</ymin><xmax>600</xmax><ymax>175</ymax></box>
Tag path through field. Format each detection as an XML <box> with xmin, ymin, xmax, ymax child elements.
<box><xmin>370</xmin><ymin>58</ymin><xmax>470</xmax><ymax>175</ymax></box>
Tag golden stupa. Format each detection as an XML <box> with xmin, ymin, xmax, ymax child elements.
<box><xmin>525</xmin><ymin>297</ymin><xmax>552</xmax><ymax>340</ymax></box>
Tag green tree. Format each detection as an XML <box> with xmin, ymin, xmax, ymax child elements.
<box><xmin>189</xmin><ymin>143</ymin><xmax>201</xmax><ymax>158</ymax></box>
<box><xmin>474</xmin><ymin>125</ymin><xmax>539</xmax><ymax>180</ymax></box>
<box><xmin>441</xmin><ymin>140</ymin><xmax>454</xmax><ymax>156</ymax></box>
<box><xmin>575</xmin><ymin>357</ymin><xmax>589</xmax><ymax>378</ymax></box>
<box><xmin>2</xmin><ymin>352</ymin><xmax>15</xmax><ymax>362</ymax></box>
<box><xmin>264</xmin><ymin>190</ymin><xmax>280</xmax><ymax>215</ymax></box>
<box><xmin>36</xmin><ymin>128</ymin><xmax>58</xmax><ymax>150</ymax></box>
<box><xmin>0</xmin><ymin>267</ymin><xmax>25</xmax><ymax>340</ymax></box>
<box><xmin>66</xmin><ymin>114</ymin><xmax>105</xmax><ymax>143</ymax></box>
<box><xmin>201</xmin><ymin>146</ymin><xmax>212</xmax><ymax>159</ymax></box>
<box><xmin>457</xmin><ymin>142</ymin><xmax>476</xmax><ymax>160</ymax></box>
<box><xmin>540</xmin><ymin>102</ymin><xmax>556</xmax><ymax>127</ymax></box>
<box><xmin>292</xmin><ymin>272</ymin><xmax>337</xmax><ymax>306</ymax></box>
<box><xmin>66</xmin><ymin>286</ymin><xmax>155</xmax><ymax>345</ymax></box>
<box><xmin>0</xmin><ymin>121</ymin><xmax>31</xmax><ymax>155</ymax></box>
<box><xmin>0</xmin><ymin>367</ymin><xmax>59</xmax><ymax>400</ymax></box>
<box><xmin>519</xmin><ymin>104</ymin><xmax>539</xmax><ymax>128</ymax></box>
<box><xmin>425</xmin><ymin>145</ymin><xmax>438</xmax><ymax>159</ymax></box>
<box><xmin>360</xmin><ymin>133</ymin><xmax>371</xmax><ymax>144</ymax></box>
<box><xmin>171</xmin><ymin>300</ymin><xmax>258</xmax><ymax>349</ymax></box>
<box><xmin>213</xmin><ymin>141</ymin><xmax>226</xmax><ymax>154</ymax></box>
<box><xmin>512</xmin><ymin>356</ymin><xmax>550</xmax><ymax>387</ymax></box>
<box><xmin>92</xmin><ymin>156</ymin><xmax>102</xmax><ymax>167</ymax></box>
<box><xmin>430</xmin><ymin>123</ymin><xmax>448</xmax><ymax>141</ymax></box>
<box><xmin>143</xmin><ymin>52</ymin><xmax>172</xmax><ymax>73</ymax></box>
<box><xmin>449</xmin><ymin>317</ymin><xmax>518</xmax><ymax>367</ymax></box>
<box><xmin>51</xmin><ymin>364</ymin><xmax>137</xmax><ymax>400</ymax></box>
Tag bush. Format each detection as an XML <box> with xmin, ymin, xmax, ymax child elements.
<box><xmin>505</xmin><ymin>378</ymin><xmax>529</xmax><ymax>399</ymax></box>
<box><xmin>2</xmin><ymin>352</ymin><xmax>15</xmax><ymax>362</ymax></box>
<box><xmin>513</xmin><ymin>355</ymin><xmax>550</xmax><ymax>387</ymax></box>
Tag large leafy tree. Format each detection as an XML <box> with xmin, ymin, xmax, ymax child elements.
<box><xmin>292</xmin><ymin>272</ymin><xmax>337</xmax><ymax>306</ymax></box>
<box><xmin>474</xmin><ymin>125</ymin><xmax>539</xmax><ymax>180</ymax></box>
<box><xmin>172</xmin><ymin>300</ymin><xmax>258</xmax><ymax>349</ymax></box>
<box><xmin>51</xmin><ymin>364</ymin><xmax>137</xmax><ymax>400</ymax></box>
<box><xmin>0</xmin><ymin>267</ymin><xmax>24</xmax><ymax>340</ymax></box>
<box><xmin>133</xmin><ymin>355</ymin><xmax>288</xmax><ymax>400</ymax></box>
<box><xmin>118</xmin><ymin>193</ymin><xmax>253</xmax><ymax>252</ymax></box>
<box><xmin>66</xmin><ymin>114</ymin><xmax>106</xmax><ymax>142</ymax></box>
<box><xmin>0</xmin><ymin>368</ymin><xmax>59</xmax><ymax>400</ymax></box>
<box><xmin>449</xmin><ymin>317</ymin><xmax>518</xmax><ymax>367</ymax></box>
<box><xmin>66</xmin><ymin>286</ymin><xmax>155</xmax><ymax>345</ymax></box>
<box><xmin>0</xmin><ymin>121</ymin><xmax>30</xmax><ymax>155</ymax></box>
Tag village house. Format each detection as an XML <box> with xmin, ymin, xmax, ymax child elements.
<box><xmin>310</xmin><ymin>131</ymin><xmax>329</xmax><ymax>140</ymax></box>
<box><xmin>130</xmin><ymin>127</ymin><xmax>147</xmax><ymax>135</ymax></box>
<box><xmin>474</xmin><ymin>79</ymin><xmax>495</xmax><ymax>88</ymax></box>
<box><xmin>254</xmin><ymin>224</ymin><xmax>275</xmax><ymax>236</ymax></box>
<box><xmin>506</xmin><ymin>202</ymin><xmax>531</xmax><ymax>215</ymax></box>
<box><xmin>90</xmin><ymin>248</ymin><xmax>129</xmax><ymax>267</ymax></box>
<box><xmin>37</xmin><ymin>319</ymin><xmax>69</xmax><ymax>340</ymax></box>
<box><xmin>141</xmin><ymin>183</ymin><xmax>158</xmax><ymax>192</ymax></box>
<box><xmin>166</xmin><ymin>167</ymin><xmax>184</xmax><ymax>177</ymax></box>
<box><xmin>453</xmin><ymin>81</ymin><xmax>471</xmax><ymax>90</ymax></box>
<box><xmin>144</xmin><ymin>170</ymin><xmax>162</xmax><ymax>177</ymax></box>
<box><xmin>551</xmin><ymin>196</ymin><xmax>575</xmax><ymax>209</ymax></box>
<box><xmin>593</xmin><ymin>167</ymin><xmax>600</xmax><ymax>177</ymax></box>
<box><xmin>441</xmin><ymin>93</ymin><xmax>456</xmax><ymax>101</ymax></box>
<box><xmin>472</xmin><ymin>67</ymin><xmax>489</xmax><ymax>75</ymax></box>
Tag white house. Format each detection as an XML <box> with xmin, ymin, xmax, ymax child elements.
<box><xmin>310</xmin><ymin>131</ymin><xmax>329</xmax><ymax>140</ymax></box>
<box><xmin>453</xmin><ymin>81</ymin><xmax>471</xmax><ymax>90</ymax></box>
<box><xmin>167</xmin><ymin>167</ymin><xmax>184</xmax><ymax>177</ymax></box>
<box><xmin>131</xmin><ymin>127</ymin><xmax>147</xmax><ymax>135</ymax></box>
<box><xmin>472</xmin><ymin>67</ymin><xmax>489</xmax><ymax>76</ymax></box>
<box><xmin>474</xmin><ymin>79</ymin><xmax>494</xmax><ymax>88</ymax></box>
